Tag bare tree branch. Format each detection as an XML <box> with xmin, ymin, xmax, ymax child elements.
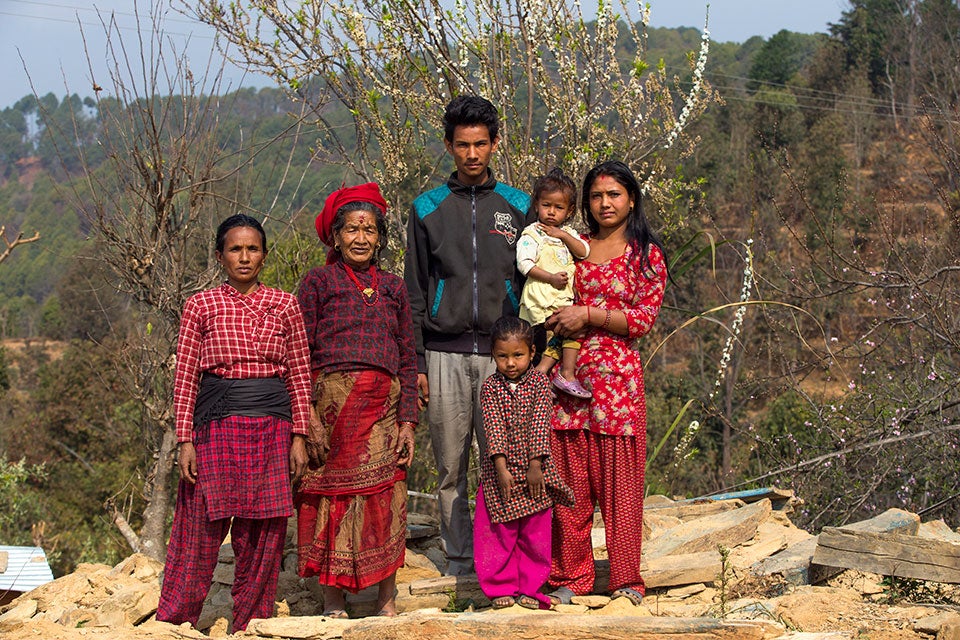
<box><xmin>0</xmin><ymin>225</ymin><xmax>41</xmax><ymax>266</ymax></box>
<box><xmin>105</xmin><ymin>498</ymin><xmax>142</xmax><ymax>554</ymax></box>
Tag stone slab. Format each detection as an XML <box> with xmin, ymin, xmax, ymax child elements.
<box><xmin>644</xmin><ymin>499</ymin><xmax>772</xmax><ymax>560</ymax></box>
<box><xmin>753</xmin><ymin>508</ymin><xmax>920</xmax><ymax>585</ymax></box>
<box><xmin>341</xmin><ymin>611</ymin><xmax>783</xmax><ymax>640</ymax></box>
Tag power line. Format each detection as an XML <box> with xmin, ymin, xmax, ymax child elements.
<box><xmin>708</xmin><ymin>71</ymin><xmax>896</xmax><ymax>109</ymax></box>
<box><xmin>0</xmin><ymin>0</ymin><xmax>217</xmax><ymax>39</ymax></box>
<box><xmin>696</xmin><ymin>75</ymin><xmax>960</xmax><ymax>125</ymax></box>
<box><xmin>5</xmin><ymin>0</ymin><xmax>198</xmax><ymax>25</ymax></box>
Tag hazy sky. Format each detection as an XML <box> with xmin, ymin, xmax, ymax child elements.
<box><xmin>0</xmin><ymin>0</ymin><xmax>850</xmax><ymax>110</ymax></box>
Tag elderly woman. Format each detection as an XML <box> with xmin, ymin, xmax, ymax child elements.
<box><xmin>296</xmin><ymin>183</ymin><xmax>417</xmax><ymax>618</ymax></box>
<box><xmin>157</xmin><ymin>214</ymin><xmax>311</xmax><ymax>632</ymax></box>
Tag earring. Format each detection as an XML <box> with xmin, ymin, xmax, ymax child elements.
<box><xmin>334</xmin><ymin>243</ymin><xmax>341</xmax><ymax>252</ymax></box>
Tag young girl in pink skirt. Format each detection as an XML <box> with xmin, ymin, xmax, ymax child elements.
<box><xmin>474</xmin><ymin>316</ymin><xmax>574</xmax><ymax>609</ymax></box>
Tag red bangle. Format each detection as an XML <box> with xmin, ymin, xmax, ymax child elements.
<box><xmin>602</xmin><ymin>309</ymin><xmax>612</xmax><ymax>330</ymax></box>
<box><xmin>587</xmin><ymin>306</ymin><xmax>593</xmax><ymax>325</ymax></box>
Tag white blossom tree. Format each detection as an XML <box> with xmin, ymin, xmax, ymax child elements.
<box><xmin>185</xmin><ymin>0</ymin><xmax>714</xmax><ymax>251</ymax></box>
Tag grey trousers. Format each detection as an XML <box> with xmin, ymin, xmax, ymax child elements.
<box><xmin>426</xmin><ymin>349</ymin><xmax>497</xmax><ymax>576</ymax></box>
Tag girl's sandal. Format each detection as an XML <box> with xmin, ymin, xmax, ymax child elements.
<box><xmin>611</xmin><ymin>587</ymin><xmax>644</xmax><ymax>606</ymax></box>
<box><xmin>547</xmin><ymin>586</ymin><xmax>574</xmax><ymax>606</ymax></box>
<box><xmin>492</xmin><ymin>595</ymin><xmax>516</xmax><ymax>609</ymax></box>
<box><xmin>516</xmin><ymin>594</ymin><xmax>542</xmax><ymax>610</ymax></box>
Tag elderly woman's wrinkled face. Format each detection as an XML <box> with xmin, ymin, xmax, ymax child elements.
<box><xmin>336</xmin><ymin>209</ymin><xmax>380</xmax><ymax>269</ymax></box>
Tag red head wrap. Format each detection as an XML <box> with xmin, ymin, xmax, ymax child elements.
<box><xmin>315</xmin><ymin>182</ymin><xmax>388</xmax><ymax>247</ymax></box>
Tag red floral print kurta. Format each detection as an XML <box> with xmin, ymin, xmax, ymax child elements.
<box><xmin>551</xmin><ymin>242</ymin><xmax>666</xmax><ymax>436</ymax></box>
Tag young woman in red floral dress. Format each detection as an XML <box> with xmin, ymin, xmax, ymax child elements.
<box><xmin>544</xmin><ymin>161</ymin><xmax>667</xmax><ymax>607</ymax></box>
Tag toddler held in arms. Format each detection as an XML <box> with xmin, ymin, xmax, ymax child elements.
<box><xmin>517</xmin><ymin>168</ymin><xmax>591</xmax><ymax>398</ymax></box>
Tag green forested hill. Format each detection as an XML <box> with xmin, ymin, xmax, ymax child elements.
<box><xmin>0</xmin><ymin>85</ymin><xmax>348</xmax><ymax>337</ymax></box>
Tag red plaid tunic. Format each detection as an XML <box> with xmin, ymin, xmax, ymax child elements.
<box><xmin>173</xmin><ymin>283</ymin><xmax>312</xmax><ymax>442</ymax></box>
<box><xmin>479</xmin><ymin>369</ymin><xmax>573</xmax><ymax>523</ymax></box>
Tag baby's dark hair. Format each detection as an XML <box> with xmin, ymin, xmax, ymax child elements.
<box><xmin>531</xmin><ymin>167</ymin><xmax>577</xmax><ymax>210</ymax></box>
<box><xmin>490</xmin><ymin>315</ymin><xmax>534</xmax><ymax>348</ymax></box>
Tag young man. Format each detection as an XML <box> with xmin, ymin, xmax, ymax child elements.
<box><xmin>404</xmin><ymin>95</ymin><xmax>533</xmax><ymax>576</ymax></box>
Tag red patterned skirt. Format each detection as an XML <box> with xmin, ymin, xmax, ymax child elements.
<box><xmin>296</xmin><ymin>369</ymin><xmax>407</xmax><ymax>592</ymax></box>
<box><xmin>195</xmin><ymin>414</ymin><xmax>293</xmax><ymax>520</ymax></box>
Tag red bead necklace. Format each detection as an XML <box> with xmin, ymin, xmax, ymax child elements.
<box><xmin>343</xmin><ymin>263</ymin><xmax>380</xmax><ymax>306</ymax></box>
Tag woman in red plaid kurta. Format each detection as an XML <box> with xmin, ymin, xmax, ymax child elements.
<box><xmin>474</xmin><ymin>316</ymin><xmax>573</xmax><ymax>610</ymax></box>
<box><xmin>545</xmin><ymin>161</ymin><xmax>667</xmax><ymax>606</ymax></box>
<box><xmin>157</xmin><ymin>215</ymin><xmax>312</xmax><ymax>632</ymax></box>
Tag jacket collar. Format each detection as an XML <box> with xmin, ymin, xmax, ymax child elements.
<box><xmin>447</xmin><ymin>169</ymin><xmax>497</xmax><ymax>197</ymax></box>
<box><xmin>493</xmin><ymin>368</ymin><xmax>536</xmax><ymax>388</ymax></box>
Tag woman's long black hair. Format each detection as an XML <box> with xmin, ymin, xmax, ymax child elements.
<box><xmin>580</xmin><ymin>160</ymin><xmax>667</xmax><ymax>277</ymax></box>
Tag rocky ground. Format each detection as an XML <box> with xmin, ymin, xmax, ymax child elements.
<box><xmin>2</xmin><ymin>492</ymin><xmax>959</xmax><ymax>639</ymax></box>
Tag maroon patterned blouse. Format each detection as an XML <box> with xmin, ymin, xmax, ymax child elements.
<box><xmin>297</xmin><ymin>262</ymin><xmax>419</xmax><ymax>425</ymax></box>
<box><xmin>480</xmin><ymin>368</ymin><xmax>574</xmax><ymax>523</ymax></box>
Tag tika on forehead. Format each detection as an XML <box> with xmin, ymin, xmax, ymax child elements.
<box><xmin>315</xmin><ymin>182</ymin><xmax>388</xmax><ymax>247</ymax></box>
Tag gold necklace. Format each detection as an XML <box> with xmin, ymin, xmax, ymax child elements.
<box><xmin>343</xmin><ymin>264</ymin><xmax>380</xmax><ymax>306</ymax></box>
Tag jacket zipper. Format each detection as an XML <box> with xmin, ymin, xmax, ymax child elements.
<box><xmin>471</xmin><ymin>186</ymin><xmax>479</xmax><ymax>353</ymax></box>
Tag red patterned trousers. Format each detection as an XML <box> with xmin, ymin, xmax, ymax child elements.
<box><xmin>157</xmin><ymin>480</ymin><xmax>286</xmax><ymax>631</ymax></box>
<box><xmin>549</xmin><ymin>429</ymin><xmax>646</xmax><ymax>596</ymax></box>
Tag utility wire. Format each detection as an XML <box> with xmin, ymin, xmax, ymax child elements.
<box><xmin>0</xmin><ymin>0</ymin><xmax>217</xmax><ymax>39</ymax></box>
<box><xmin>5</xmin><ymin>0</ymin><xmax>198</xmax><ymax>25</ymax></box>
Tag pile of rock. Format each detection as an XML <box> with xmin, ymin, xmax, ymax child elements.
<box><xmin>0</xmin><ymin>553</ymin><xmax>162</xmax><ymax>630</ymax></box>
<box><xmin>2</xmin><ymin>488</ymin><xmax>960</xmax><ymax>640</ymax></box>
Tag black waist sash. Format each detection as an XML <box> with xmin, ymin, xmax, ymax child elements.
<box><xmin>193</xmin><ymin>373</ymin><xmax>292</xmax><ymax>427</ymax></box>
